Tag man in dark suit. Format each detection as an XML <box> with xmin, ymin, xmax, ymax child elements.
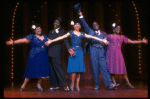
<box><xmin>78</xmin><ymin>12</ymin><xmax>119</xmax><ymax>90</ymax></box>
<box><xmin>47</xmin><ymin>17</ymin><xmax>75</xmax><ymax>91</ymax></box>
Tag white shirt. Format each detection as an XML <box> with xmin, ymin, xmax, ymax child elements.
<box><xmin>95</xmin><ymin>30</ymin><xmax>101</xmax><ymax>35</ymax></box>
<box><xmin>55</xmin><ymin>28</ymin><xmax>59</xmax><ymax>33</ymax></box>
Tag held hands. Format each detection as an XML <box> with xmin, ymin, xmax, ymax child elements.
<box><xmin>6</xmin><ymin>38</ymin><xmax>13</xmax><ymax>45</ymax></box>
<box><xmin>45</xmin><ymin>39</ymin><xmax>53</xmax><ymax>46</ymax></box>
<box><xmin>69</xmin><ymin>48</ymin><xmax>76</xmax><ymax>57</ymax></box>
<box><xmin>103</xmin><ymin>38</ymin><xmax>110</xmax><ymax>45</ymax></box>
<box><xmin>142</xmin><ymin>37</ymin><xmax>148</xmax><ymax>44</ymax></box>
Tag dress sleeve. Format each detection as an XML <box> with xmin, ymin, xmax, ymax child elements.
<box><xmin>81</xmin><ymin>32</ymin><xmax>85</xmax><ymax>37</ymax></box>
<box><xmin>68</xmin><ymin>30</ymin><xmax>73</xmax><ymax>34</ymax></box>
<box><xmin>122</xmin><ymin>35</ymin><xmax>129</xmax><ymax>44</ymax></box>
<box><xmin>107</xmin><ymin>34</ymin><xmax>111</xmax><ymax>40</ymax></box>
<box><xmin>44</xmin><ymin>35</ymin><xmax>48</xmax><ymax>41</ymax></box>
<box><xmin>25</xmin><ymin>34</ymin><xmax>33</xmax><ymax>40</ymax></box>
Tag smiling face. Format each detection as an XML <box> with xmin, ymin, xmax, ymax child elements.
<box><xmin>92</xmin><ymin>22</ymin><xmax>99</xmax><ymax>31</ymax></box>
<box><xmin>54</xmin><ymin>19</ymin><xmax>60</xmax><ymax>29</ymax></box>
<box><xmin>114</xmin><ymin>25</ymin><xmax>121</xmax><ymax>34</ymax></box>
<box><xmin>73</xmin><ymin>23</ymin><xmax>81</xmax><ymax>31</ymax></box>
<box><xmin>35</xmin><ymin>27</ymin><xmax>42</xmax><ymax>35</ymax></box>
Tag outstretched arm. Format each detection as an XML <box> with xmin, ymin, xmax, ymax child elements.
<box><xmin>78</xmin><ymin>12</ymin><xmax>95</xmax><ymax>35</ymax></box>
<box><xmin>45</xmin><ymin>32</ymin><xmax>70</xmax><ymax>46</ymax></box>
<box><xmin>84</xmin><ymin>34</ymin><xmax>109</xmax><ymax>45</ymax></box>
<box><xmin>6</xmin><ymin>38</ymin><xmax>31</xmax><ymax>45</ymax></box>
<box><xmin>128</xmin><ymin>37</ymin><xmax>148</xmax><ymax>44</ymax></box>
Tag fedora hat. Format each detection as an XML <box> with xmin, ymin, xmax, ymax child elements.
<box><xmin>74</xmin><ymin>3</ymin><xmax>81</xmax><ymax>13</ymax></box>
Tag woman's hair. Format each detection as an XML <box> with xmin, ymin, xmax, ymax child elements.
<box><xmin>112</xmin><ymin>23</ymin><xmax>120</xmax><ymax>29</ymax></box>
<box><xmin>112</xmin><ymin>23</ymin><xmax>122</xmax><ymax>35</ymax></box>
<box><xmin>30</xmin><ymin>23</ymin><xmax>42</xmax><ymax>34</ymax></box>
<box><xmin>74</xmin><ymin>19</ymin><xmax>81</xmax><ymax>25</ymax></box>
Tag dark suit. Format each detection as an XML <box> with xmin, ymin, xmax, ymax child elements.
<box><xmin>48</xmin><ymin>28</ymin><xmax>70</xmax><ymax>87</ymax></box>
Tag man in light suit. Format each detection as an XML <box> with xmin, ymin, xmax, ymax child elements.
<box><xmin>78</xmin><ymin>12</ymin><xmax>119</xmax><ymax>90</ymax></box>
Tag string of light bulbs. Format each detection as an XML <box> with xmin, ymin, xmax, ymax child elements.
<box><xmin>132</xmin><ymin>1</ymin><xmax>142</xmax><ymax>74</ymax></box>
<box><xmin>11</xmin><ymin>2</ymin><xmax>19</xmax><ymax>80</ymax></box>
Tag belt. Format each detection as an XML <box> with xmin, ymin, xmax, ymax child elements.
<box><xmin>90</xmin><ymin>41</ymin><xmax>104</xmax><ymax>47</ymax></box>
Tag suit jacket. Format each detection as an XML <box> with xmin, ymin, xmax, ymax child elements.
<box><xmin>79</xmin><ymin>18</ymin><xmax>107</xmax><ymax>53</ymax></box>
<box><xmin>47</xmin><ymin>28</ymin><xmax>71</xmax><ymax>58</ymax></box>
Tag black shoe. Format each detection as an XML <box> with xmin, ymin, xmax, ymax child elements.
<box><xmin>20</xmin><ymin>88</ymin><xmax>24</xmax><ymax>91</ymax></box>
<box><xmin>64</xmin><ymin>86</ymin><xmax>70</xmax><ymax>92</ymax></box>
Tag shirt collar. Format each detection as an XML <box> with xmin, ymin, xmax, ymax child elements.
<box><xmin>55</xmin><ymin>28</ymin><xmax>60</xmax><ymax>33</ymax></box>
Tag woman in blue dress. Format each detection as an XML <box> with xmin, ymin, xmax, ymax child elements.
<box><xmin>6</xmin><ymin>24</ymin><xmax>50</xmax><ymax>91</ymax></box>
<box><xmin>45</xmin><ymin>20</ymin><xmax>109</xmax><ymax>91</ymax></box>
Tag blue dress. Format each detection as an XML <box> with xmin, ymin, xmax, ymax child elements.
<box><xmin>24</xmin><ymin>34</ymin><xmax>50</xmax><ymax>78</ymax></box>
<box><xmin>67</xmin><ymin>31</ymin><xmax>86</xmax><ymax>73</ymax></box>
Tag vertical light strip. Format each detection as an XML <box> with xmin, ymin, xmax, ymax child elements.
<box><xmin>11</xmin><ymin>2</ymin><xmax>19</xmax><ymax>80</ymax></box>
<box><xmin>132</xmin><ymin>1</ymin><xmax>142</xmax><ymax>74</ymax></box>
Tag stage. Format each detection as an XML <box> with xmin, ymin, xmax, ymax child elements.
<box><xmin>3</xmin><ymin>2</ymin><xmax>148</xmax><ymax>98</ymax></box>
<box><xmin>4</xmin><ymin>79</ymin><xmax>148</xmax><ymax>98</ymax></box>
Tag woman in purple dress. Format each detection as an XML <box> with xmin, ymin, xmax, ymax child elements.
<box><xmin>106</xmin><ymin>23</ymin><xmax>148</xmax><ymax>88</ymax></box>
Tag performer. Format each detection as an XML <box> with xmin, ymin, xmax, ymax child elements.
<box><xmin>78</xmin><ymin>12</ymin><xmax>119</xmax><ymax>90</ymax></box>
<box><xmin>47</xmin><ymin>17</ymin><xmax>75</xmax><ymax>91</ymax></box>
<box><xmin>45</xmin><ymin>19</ymin><xmax>109</xmax><ymax>91</ymax></box>
<box><xmin>106</xmin><ymin>23</ymin><xmax>148</xmax><ymax>88</ymax></box>
<box><xmin>6</xmin><ymin>24</ymin><xmax>50</xmax><ymax>91</ymax></box>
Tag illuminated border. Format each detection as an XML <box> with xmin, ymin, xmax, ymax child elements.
<box><xmin>132</xmin><ymin>1</ymin><xmax>142</xmax><ymax>74</ymax></box>
<box><xmin>11</xmin><ymin>2</ymin><xmax>19</xmax><ymax>80</ymax></box>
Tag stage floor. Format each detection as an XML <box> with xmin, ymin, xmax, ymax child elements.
<box><xmin>4</xmin><ymin>80</ymin><xmax>148</xmax><ymax>98</ymax></box>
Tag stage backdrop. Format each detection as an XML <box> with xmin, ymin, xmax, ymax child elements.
<box><xmin>4</xmin><ymin>2</ymin><xmax>148</xmax><ymax>84</ymax></box>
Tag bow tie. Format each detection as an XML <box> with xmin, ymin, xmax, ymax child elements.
<box><xmin>95</xmin><ymin>30</ymin><xmax>100</xmax><ymax>35</ymax></box>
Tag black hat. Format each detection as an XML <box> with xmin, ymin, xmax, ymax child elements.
<box><xmin>74</xmin><ymin>3</ymin><xmax>81</xmax><ymax>13</ymax></box>
<box><xmin>57</xmin><ymin>17</ymin><xmax>64</xmax><ymax>24</ymax></box>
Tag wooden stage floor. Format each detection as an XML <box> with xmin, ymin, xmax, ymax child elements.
<box><xmin>4</xmin><ymin>80</ymin><xmax>148</xmax><ymax>98</ymax></box>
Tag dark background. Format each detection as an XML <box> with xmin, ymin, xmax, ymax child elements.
<box><xmin>3</xmin><ymin>2</ymin><xmax>148</xmax><ymax>86</ymax></box>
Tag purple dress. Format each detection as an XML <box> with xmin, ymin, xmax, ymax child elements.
<box><xmin>106</xmin><ymin>34</ymin><xmax>128</xmax><ymax>74</ymax></box>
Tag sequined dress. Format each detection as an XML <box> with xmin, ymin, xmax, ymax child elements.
<box><xmin>106</xmin><ymin>34</ymin><xmax>129</xmax><ymax>74</ymax></box>
<box><xmin>67</xmin><ymin>31</ymin><xmax>86</xmax><ymax>73</ymax></box>
<box><xmin>24</xmin><ymin>34</ymin><xmax>49</xmax><ymax>78</ymax></box>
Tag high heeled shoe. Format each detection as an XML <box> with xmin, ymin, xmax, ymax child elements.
<box><xmin>20</xmin><ymin>85</ymin><xmax>25</xmax><ymax>91</ymax></box>
<box><xmin>126</xmin><ymin>83</ymin><xmax>135</xmax><ymax>89</ymax></box>
<box><xmin>75</xmin><ymin>85</ymin><xmax>80</xmax><ymax>91</ymax></box>
<box><xmin>70</xmin><ymin>87</ymin><xmax>74</xmax><ymax>91</ymax></box>
<box><xmin>37</xmin><ymin>83</ymin><xmax>43</xmax><ymax>91</ymax></box>
<box><xmin>70</xmin><ymin>84</ymin><xmax>74</xmax><ymax>91</ymax></box>
<box><xmin>20</xmin><ymin>88</ymin><xmax>24</xmax><ymax>91</ymax></box>
<box><xmin>76</xmin><ymin>87</ymin><xmax>80</xmax><ymax>91</ymax></box>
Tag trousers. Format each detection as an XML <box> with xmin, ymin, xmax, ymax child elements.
<box><xmin>90</xmin><ymin>46</ymin><xmax>112</xmax><ymax>87</ymax></box>
<box><xmin>49</xmin><ymin>57</ymin><xmax>67</xmax><ymax>87</ymax></box>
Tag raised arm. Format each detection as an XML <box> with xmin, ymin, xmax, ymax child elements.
<box><xmin>78</xmin><ymin>12</ymin><xmax>95</xmax><ymax>35</ymax></box>
<box><xmin>6</xmin><ymin>38</ymin><xmax>31</xmax><ymax>45</ymax></box>
<box><xmin>84</xmin><ymin>34</ymin><xmax>109</xmax><ymax>45</ymax></box>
